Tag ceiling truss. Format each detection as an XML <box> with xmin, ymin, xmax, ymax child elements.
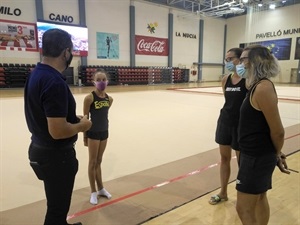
<box><xmin>141</xmin><ymin>0</ymin><xmax>300</xmax><ymax>18</ymax></box>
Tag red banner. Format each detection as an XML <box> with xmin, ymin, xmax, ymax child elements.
<box><xmin>0</xmin><ymin>19</ymin><xmax>38</xmax><ymax>52</ymax></box>
<box><xmin>135</xmin><ymin>35</ymin><xmax>168</xmax><ymax>56</ymax></box>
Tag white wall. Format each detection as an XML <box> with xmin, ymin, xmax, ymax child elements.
<box><xmin>1</xmin><ymin>0</ymin><xmax>299</xmax><ymax>83</ymax></box>
<box><xmin>43</xmin><ymin>0</ymin><xmax>79</xmax><ymax>24</ymax></box>
<box><xmin>85</xmin><ymin>0</ymin><xmax>130</xmax><ymax>66</ymax></box>
<box><xmin>202</xmin><ymin>17</ymin><xmax>226</xmax><ymax>81</ymax></box>
<box><xmin>226</xmin><ymin>4</ymin><xmax>300</xmax><ymax>83</ymax></box>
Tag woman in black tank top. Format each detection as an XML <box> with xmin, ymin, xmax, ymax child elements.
<box><xmin>209</xmin><ymin>48</ymin><xmax>246</xmax><ymax>205</ymax></box>
<box><xmin>235</xmin><ymin>45</ymin><xmax>290</xmax><ymax>225</ymax></box>
<box><xmin>83</xmin><ymin>69</ymin><xmax>114</xmax><ymax>205</ymax></box>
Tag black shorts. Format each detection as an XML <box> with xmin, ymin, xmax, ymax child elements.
<box><xmin>215</xmin><ymin>119</ymin><xmax>239</xmax><ymax>150</ymax></box>
<box><xmin>87</xmin><ymin>130</ymin><xmax>109</xmax><ymax>141</ymax></box>
<box><xmin>236</xmin><ymin>153</ymin><xmax>277</xmax><ymax>194</ymax></box>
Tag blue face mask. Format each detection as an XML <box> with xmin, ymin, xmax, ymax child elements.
<box><xmin>236</xmin><ymin>64</ymin><xmax>247</xmax><ymax>78</ymax></box>
<box><xmin>225</xmin><ymin>61</ymin><xmax>235</xmax><ymax>71</ymax></box>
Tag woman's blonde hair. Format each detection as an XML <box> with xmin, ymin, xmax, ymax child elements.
<box><xmin>244</xmin><ymin>45</ymin><xmax>280</xmax><ymax>87</ymax></box>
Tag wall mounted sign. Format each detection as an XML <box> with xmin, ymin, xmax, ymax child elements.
<box><xmin>48</xmin><ymin>13</ymin><xmax>74</xmax><ymax>23</ymax></box>
<box><xmin>0</xmin><ymin>6</ymin><xmax>21</xmax><ymax>16</ymax></box>
<box><xmin>0</xmin><ymin>19</ymin><xmax>38</xmax><ymax>52</ymax></box>
<box><xmin>175</xmin><ymin>32</ymin><xmax>197</xmax><ymax>39</ymax></box>
<box><xmin>37</xmin><ymin>21</ymin><xmax>88</xmax><ymax>56</ymax></box>
<box><xmin>256</xmin><ymin>28</ymin><xmax>300</xmax><ymax>39</ymax></box>
<box><xmin>135</xmin><ymin>35</ymin><xmax>168</xmax><ymax>56</ymax></box>
<box><xmin>147</xmin><ymin>22</ymin><xmax>158</xmax><ymax>34</ymax></box>
<box><xmin>97</xmin><ymin>32</ymin><xmax>119</xmax><ymax>59</ymax></box>
<box><xmin>241</xmin><ymin>38</ymin><xmax>292</xmax><ymax>60</ymax></box>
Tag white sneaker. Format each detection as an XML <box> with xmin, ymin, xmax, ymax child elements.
<box><xmin>98</xmin><ymin>188</ymin><xmax>112</xmax><ymax>199</ymax></box>
<box><xmin>90</xmin><ymin>192</ymin><xmax>98</xmax><ymax>205</ymax></box>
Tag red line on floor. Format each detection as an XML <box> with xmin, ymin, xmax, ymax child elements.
<box><xmin>67</xmin><ymin>133</ymin><xmax>299</xmax><ymax>220</ymax></box>
<box><xmin>67</xmin><ymin>162</ymin><xmax>221</xmax><ymax>220</ymax></box>
<box><xmin>285</xmin><ymin>133</ymin><xmax>300</xmax><ymax>140</ymax></box>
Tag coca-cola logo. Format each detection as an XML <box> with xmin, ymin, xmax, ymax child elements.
<box><xmin>135</xmin><ymin>35</ymin><xmax>168</xmax><ymax>56</ymax></box>
<box><xmin>137</xmin><ymin>39</ymin><xmax>165</xmax><ymax>53</ymax></box>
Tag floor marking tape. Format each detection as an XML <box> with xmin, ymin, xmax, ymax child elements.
<box><xmin>67</xmin><ymin>161</ymin><xmax>221</xmax><ymax>220</ymax></box>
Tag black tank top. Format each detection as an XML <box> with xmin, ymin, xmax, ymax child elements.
<box><xmin>219</xmin><ymin>75</ymin><xmax>247</xmax><ymax>126</ymax></box>
<box><xmin>238</xmin><ymin>79</ymin><xmax>276</xmax><ymax>156</ymax></box>
<box><xmin>89</xmin><ymin>91</ymin><xmax>110</xmax><ymax>132</ymax></box>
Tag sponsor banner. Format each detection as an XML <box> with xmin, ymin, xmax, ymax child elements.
<box><xmin>241</xmin><ymin>38</ymin><xmax>292</xmax><ymax>60</ymax></box>
<box><xmin>0</xmin><ymin>19</ymin><xmax>38</xmax><ymax>52</ymax></box>
<box><xmin>135</xmin><ymin>35</ymin><xmax>168</xmax><ymax>56</ymax></box>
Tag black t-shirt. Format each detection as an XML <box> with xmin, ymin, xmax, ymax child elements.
<box><xmin>24</xmin><ymin>63</ymin><xmax>78</xmax><ymax>147</ymax></box>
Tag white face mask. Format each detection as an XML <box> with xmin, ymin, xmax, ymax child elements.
<box><xmin>236</xmin><ymin>63</ymin><xmax>247</xmax><ymax>78</ymax></box>
<box><xmin>225</xmin><ymin>61</ymin><xmax>235</xmax><ymax>71</ymax></box>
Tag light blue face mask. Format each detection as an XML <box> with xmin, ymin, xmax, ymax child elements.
<box><xmin>225</xmin><ymin>61</ymin><xmax>235</xmax><ymax>71</ymax></box>
<box><xmin>236</xmin><ymin>63</ymin><xmax>247</xmax><ymax>78</ymax></box>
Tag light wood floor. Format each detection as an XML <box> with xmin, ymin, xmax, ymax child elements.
<box><xmin>142</xmin><ymin>151</ymin><xmax>300</xmax><ymax>225</ymax></box>
<box><xmin>0</xmin><ymin>82</ymin><xmax>299</xmax><ymax>225</ymax></box>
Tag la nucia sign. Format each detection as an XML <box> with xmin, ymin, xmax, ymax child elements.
<box><xmin>175</xmin><ymin>32</ymin><xmax>197</xmax><ymax>39</ymax></box>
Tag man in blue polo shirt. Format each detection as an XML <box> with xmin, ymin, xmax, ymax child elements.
<box><xmin>24</xmin><ymin>28</ymin><xmax>92</xmax><ymax>225</ymax></box>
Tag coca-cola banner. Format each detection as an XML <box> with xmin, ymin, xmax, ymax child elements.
<box><xmin>135</xmin><ymin>35</ymin><xmax>168</xmax><ymax>56</ymax></box>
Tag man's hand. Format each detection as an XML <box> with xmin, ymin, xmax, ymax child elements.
<box><xmin>79</xmin><ymin>115</ymin><xmax>92</xmax><ymax>132</ymax></box>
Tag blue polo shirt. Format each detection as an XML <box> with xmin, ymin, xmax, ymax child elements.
<box><xmin>24</xmin><ymin>63</ymin><xmax>78</xmax><ymax>148</ymax></box>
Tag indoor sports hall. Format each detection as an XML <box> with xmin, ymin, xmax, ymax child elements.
<box><xmin>1</xmin><ymin>0</ymin><xmax>300</xmax><ymax>225</ymax></box>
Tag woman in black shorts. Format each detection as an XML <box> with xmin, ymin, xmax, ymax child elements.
<box><xmin>83</xmin><ymin>69</ymin><xmax>113</xmax><ymax>205</ymax></box>
<box><xmin>209</xmin><ymin>48</ymin><xmax>247</xmax><ymax>205</ymax></box>
<box><xmin>236</xmin><ymin>45</ymin><xmax>290</xmax><ymax>225</ymax></box>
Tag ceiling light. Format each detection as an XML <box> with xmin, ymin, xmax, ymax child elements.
<box><xmin>269</xmin><ymin>3</ymin><xmax>276</xmax><ymax>9</ymax></box>
<box><xmin>242</xmin><ymin>0</ymin><xmax>249</xmax><ymax>3</ymax></box>
<box><xmin>258</xmin><ymin>3</ymin><xmax>263</xmax><ymax>6</ymax></box>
